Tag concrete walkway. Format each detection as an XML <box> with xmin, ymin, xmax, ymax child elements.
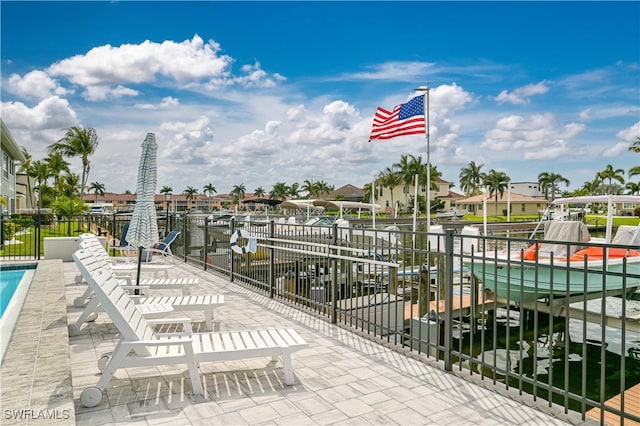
<box><xmin>3</xmin><ymin>259</ymin><xmax>596</xmax><ymax>425</ymax></box>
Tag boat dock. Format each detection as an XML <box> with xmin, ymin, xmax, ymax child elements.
<box><xmin>586</xmin><ymin>381</ymin><xmax>640</xmax><ymax>425</ymax></box>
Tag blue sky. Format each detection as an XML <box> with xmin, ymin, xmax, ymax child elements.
<box><xmin>2</xmin><ymin>1</ymin><xmax>639</xmax><ymax>196</ymax></box>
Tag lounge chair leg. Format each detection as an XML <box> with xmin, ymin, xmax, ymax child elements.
<box><xmin>205</xmin><ymin>308</ymin><xmax>214</xmax><ymax>330</ymax></box>
<box><xmin>281</xmin><ymin>352</ymin><xmax>295</xmax><ymax>385</ymax></box>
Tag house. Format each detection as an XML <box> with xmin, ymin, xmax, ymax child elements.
<box><xmin>375</xmin><ymin>177</ymin><xmax>461</xmax><ymax>213</ymax></box>
<box><xmin>509</xmin><ymin>181</ymin><xmax>545</xmax><ymax>198</ymax></box>
<box><xmin>325</xmin><ymin>184</ymin><xmax>364</xmax><ymax>202</ymax></box>
<box><xmin>457</xmin><ymin>192</ymin><xmax>549</xmax><ymax>217</ymax></box>
<box><xmin>1</xmin><ymin>120</ymin><xmax>26</xmax><ymax>214</ymax></box>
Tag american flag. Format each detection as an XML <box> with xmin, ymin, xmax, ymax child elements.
<box><xmin>369</xmin><ymin>95</ymin><xmax>426</xmax><ymax>141</ymax></box>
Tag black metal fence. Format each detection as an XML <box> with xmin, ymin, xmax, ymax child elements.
<box><xmin>3</xmin><ymin>211</ymin><xmax>639</xmax><ymax>424</ymax></box>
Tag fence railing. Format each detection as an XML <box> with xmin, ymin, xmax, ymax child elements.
<box><xmin>3</xmin><ymin>211</ymin><xmax>639</xmax><ymax>424</ymax></box>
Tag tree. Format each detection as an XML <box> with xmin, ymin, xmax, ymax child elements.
<box><xmin>203</xmin><ymin>183</ymin><xmax>217</xmax><ymax>197</ymax></box>
<box><xmin>31</xmin><ymin>160</ymin><xmax>52</xmax><ymax>208</ymax></box>
<box><xmin>254</xmin><ymin>186</ymin><xmax>266</xmax><ymax>197</ymax></box>
<box><xmin>89</xmin><ymin>182</ymin><xmax>106</xmax><ymax>201</ymax></box>
<box><xmin>18</xmin><ymin>147</ymin><xmax>36</xmax><ymax>208</ymax></box>
<box><xmin>597</xmin><ymin>164</ymin><xmax>625</xmax><ymax>195</ymax></box>
<box><xmin>302</xmin><ymin>179</ymin><xmax>317</xmax><ymax>198</ymax></box>
<box><xmin>48</xmin><ymin>126</ymin><xmax>99</xmax><ymax>199</ymax></box>
<box><xmin>482</xmin><ymin>169</ymin><xmax>510</xmax><ymax>216</ymax></box>
<box><xmin>459</xmin><ymin>161</ymin><xmax>484</xmax><ymax>197</ymax></box>
<box><xmin>230</xmin><ymin>184</ymin><xmax>246</xmax><ymax>208</ymax></box>
<box><xmin>269</xmin><ymin>182</ymin><xmax>290</xmax><ymax>200</ymax></box>
<box><xmin>183</xmin><ymin>186</ymin><xmax>198</xmax><ymax>211</ymax></box>
<box><xmin>628</xmin><ymin>136</ymin><xmax>640</xmax><ymax>153</ymax></box>
<box><xmin>625</xmin><ymin>181</ymin><xmax>640</xmax><ymax>195</ymax></box>
<box><xmin>378</xmin><ymin>166</ymin><xmax>402</xmax><ymax>210</ymax></box>
<box><xmin>538</xmin><ymin>171</ymin><xmax>570</xmax><ymax>201</ymax></box>
<box><xmin>45</xmin><ymin>151</ymin><xmax>70</xmax><ymax>192</ymax></box>
<box><xmin>203</xmin><ymin>183</ymin><xmax>217</xmax><ymax>211</ymax></box>
<box><xmin>288</xmin><ymin>182</ymin><xmax>301</xmax><ymax>198</ymax></box>
<box><xmin>52</xmin><ymin>196</ymin><xmax>89</xmax><ymax>236</ymax></box>
<box><xmin>59</xmin><ymin>173</ymin><xmax>81</xmax><ymax>198</ymax></box>
<box><xmin>629</xmin><ymin>166</ymin><xmax>640</xmax><ymax>179</ymax></box>
<box><xmin>393</xmin><ymin>154</ymin><xmax>422</xmax><ymax>212</ymax></box>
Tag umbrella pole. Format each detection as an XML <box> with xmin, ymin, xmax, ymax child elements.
<box><xmin>136</xmin><ymin>246</ymin><xmax>143</xmax><ymax>294</ymax></box>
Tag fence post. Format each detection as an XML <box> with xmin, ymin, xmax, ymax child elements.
<box><xmin>0</xmin><ymin>213</ymin><xmax>4</xmax><ymax>250</ymax></box>
<box><xmin>229</xmin><ymin>218</ymin><xmax>235</xmax><ymax>283</ymax></box>
<box><xmin>330</xmin><ymin>223</ymin><xmax>338</xmax><ymax>324</ymax></box>
<box><xmin>269</xmin><ymin>220</ymin><xmax>275</xmax><ymax>299</ymax></box>
<box><xmin>444</xmin><ymin>228</ymin><xmax>455</xmax><ymax>371</ymax></box>
<box><xmin>203</xmin><ymin>217</ymin><xmax>209</xmax><ymax>272</ymax></box>
<box><xmin>35</xmin><ymin>210</ymin><xmax>41</xmax><ymax>260</ymax></box>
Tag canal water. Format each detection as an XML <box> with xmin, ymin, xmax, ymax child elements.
<box><xmin>454</xmin><ymin>304</ymin><xmax>640</xmax><ymax>411</ymax></box>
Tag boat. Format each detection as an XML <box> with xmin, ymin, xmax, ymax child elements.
<box><xmin>436</xmin><ymin>207</ymin><xmax>463</xmax><ymax>220</ymax></box>
<box><xmin>467</xmin><ymin>195</ymin><xmax>640</xmax><ymax>302</ymax></box>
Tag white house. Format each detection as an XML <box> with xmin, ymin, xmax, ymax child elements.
<box><xmin>1</xmin><ymin>120</ymin><xmax>26</xmax><ymax>214</ymax></box>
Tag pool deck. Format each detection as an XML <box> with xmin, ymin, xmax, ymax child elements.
<box><xmin>0</xmin><ymin>259</ymin><xmax>596</xmax><ymax>425</ymax></box>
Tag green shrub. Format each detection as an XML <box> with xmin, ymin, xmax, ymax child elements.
<box><xmin>634</xmin><ymin>206</ymin><xmax>640</xmax><ymax>217</ymax></box>
<box><xmin>3</xmin><ymin>222</ymin><xmax>17</xmax><ymax>241</ymax></box>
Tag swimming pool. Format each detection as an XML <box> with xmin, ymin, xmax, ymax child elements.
<box><xmin>1</xmin><ymin>264</ymin><xmax>36</xmax><ymax>365</ymax></box>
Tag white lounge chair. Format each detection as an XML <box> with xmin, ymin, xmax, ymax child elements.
<box><xmin>69</xmin><ymin>249</ymin><xmax>224</xmax><ymax>336</ymax></box>
<box><xmin>72</xmin><ymin>249</ymin><xmax>308</xmax><ymax>408</ymax></box>
<box><xmin>71</xmin><ymin>234</ymin><xmax>198</xmax><ymax>308</ymax></box>
<box><xmin>80</xmin><ymin>233</ymin><xmax>175</xmax><ymax>277</ymax></box>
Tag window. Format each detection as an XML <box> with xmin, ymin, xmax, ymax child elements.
<box><xmin>521</xmin><ymin>203</ymin><xmax>526</xmax><ymax>212</ymax></box>
<box><xmin>2</xmin><ymin>152</ymin><xmax>8</xmax><ymax>179</ymax></box>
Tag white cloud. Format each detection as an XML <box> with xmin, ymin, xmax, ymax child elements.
<box><xmin>0</xmin><ymin>96</ymin><xmax>78</xmax><ymax>130</ymax></box>
<box><xmin>39</xmin><ymin>35</ymin><xmax>283</xmax><ymax>101</ymax></box>
<box><xmin>495</xmin><ymin>81</ymin><xmax>550</xmax><ymax>105</ymax></box>
<box><xmin>134</xmin><ymin>96</ymin><xmax>180</xmax><ymax>110</ymax></box>
<box><xmin>617</xmin><ymin>121</ymin><xmax>640</xmax><ymax>141</ymax></box>
<box><xmin>481</xmin><ymin>113</ymin><xmax>585</xmax><ymax>158</ymax></box>
<box><xmin>602</xmin><ymin>141</ymin><xmax>631</xmax><ymax>157</ymax></box>
<box><xmin>6</xmin><ymin>70</ymin><xmax>70</xmax><ymax>99</ymax></box>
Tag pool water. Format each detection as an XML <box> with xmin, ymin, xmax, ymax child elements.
<box><xmin>1</xmin><ymin>270</ymin><xmax>25</xmax><ymax>317</ymax></box>
<box><xmin>1</xmin><ymin>265</ymin><xmax>36</xmax><ymax>365</ymax></box>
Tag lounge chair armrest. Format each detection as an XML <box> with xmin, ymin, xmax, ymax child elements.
<box><xmin>120</xmin><ymin>337</ymin><xmax>193</xmax><ymax>348</ymax></box>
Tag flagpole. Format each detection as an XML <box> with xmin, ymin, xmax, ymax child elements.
<box><xmin>414</xmin><ymin>83</ymin><xmax>430</xmax><ymax>232</ymax></box>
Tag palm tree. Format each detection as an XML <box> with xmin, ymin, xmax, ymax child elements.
<box><xmin>45</xmin><ymin>151</ymin><xmax>71</xmax><ymax>192</ymax></box>
<box><xmin>203</xmin><ymin>183</ymin><xmax>217</xmax><ymax>211</ymax></box>
<box><xmin>160</xmin><ymin>185</ymin><xmax>173</xmax><ymax>212</ymax></box>
<box><xmin>314</xmin><ymin>180</ymin><xmax>334</xmax><ymax>199</ymax></box>
<box><xmin>625</xmin><ymin>181</ymin><xmax>640</xmax><ymax>195</ymax></box>
<box><xmin>31</xmin><ymin>160</ymin><xmax>52</xmax><ymax>208</ymax></box>
<box><xmin>48</xmin><ymin>126</ymin><xmax>99</xmax><ymax>199</ymax></box>
<box><xmin>538</xmin><ymin>171</ymin><xmax>570</xmax><ymax>201</ymax></box>
<box><xmin>482</xmin><ymin>169</ymin><xmax>510</xmax><ymax>216</ymax></box>
<box><xmin>52</xmin><ymin>196</ymin><xmax>89</xmax><ymax>236</ymax></box>
<box><xmin>629</xmin><ymin>166</ymin><xmax>640</xmax><ymax>179</ymax></box>
<box><xmin>230</xmin><ymin>184</ymin><xmax>246</xmax><ymax>208</ymax></box>
<box><xmin>183</xmin><ymin>186</ymin><xmax>198</xmax><ymax>211</ymax></box>
<box><xmin>378</xmin><ymin>167</ymin><xmax>402</xmax><ymax>211</ymax></box>
<box><xmin>301</xmin><ymin>179</ymin><xmax>316</xmax><ymax>198</ymax></box>
<box><xmin>393</xmin><ymin>154</ymin><xmax>423</xmax><ymax>212</ymax></box>
<box><xmin>269</xmin><ymin>182</ymin><xmax>290</xmax><ymax>201</ymax></box>
<box><xmin>459</xmin><ymin>161</ymin><xmax>484</xmax><ymax>197</ymax></box>
<box><xmin>288</xmin><ymin>182</ymin><xmax>301</xmax><ymax>199</ymax></box>
<box><xmin>254</xmin><ymin>186</ymin><xmax>266</xmax><ymax>197</ymax></box>
<box><xmin>59</xmin><ymin>173</ymin><xmax>81</xmax><ymax>198</ymax></box>
<box><xmin>628</xmin><ymin>136</ymin><xmax>640</xmax><ymax>153</ymax></box>
<box><xmin>89</xmin><ymin>181</ymin><xmax>106</xmax><ymax>202</ymax></box>
<box><xmin>597</xmin><ymin>164</ymin><xmax>625</xmax><ymax>195</ymax></box>
<box><xmin>18</xmin><ymin>147</ymin><xmax>36</xmax><ymax>208</ymax></box>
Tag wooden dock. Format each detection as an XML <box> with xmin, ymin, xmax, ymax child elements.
<box><xmin>586</xmin><ymin>382</ymin><xmax>640</xmax><ymax>425</ymax></box>
<box><xmin>403</xmin><ymin>294</ymin><xmax>494</xmax><ymax>320</ymax></box>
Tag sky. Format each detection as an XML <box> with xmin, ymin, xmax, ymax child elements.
<box><xmin>1</xmin><ymin>1</ymin><xmax>639</xmax><ymax>197</ymax></box>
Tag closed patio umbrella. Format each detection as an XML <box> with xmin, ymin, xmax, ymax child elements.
<box><xmin>127</xmin><ymin>133</ymin><xmax>159</xmax><ymax>285</ymax></box>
